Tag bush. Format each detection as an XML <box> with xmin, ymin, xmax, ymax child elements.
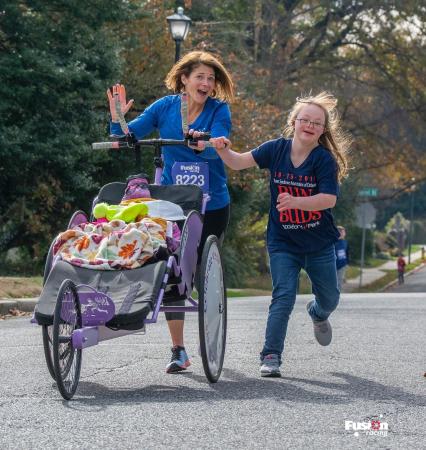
<box><xmin>346</xmin><ymin>225</ymin><xmax>374</xmax><ymax>262</ymax></box>
<box><xmin>413</xmin><ymin>220</ymin><xmax>426</xmax><ymax>244</ymax></box>
<box><xmin>376</xmin><ymin>251</ymin><xmax>391</xmax><ymax>260</ymax></box>
<box><xmin>223</xmin><ymin>180</ymin><xmax>269</xmax><ymax>287</ymax></box>
<box><xmin>0</xmin><ymin>247</ymin><xmax>45</xmax><ymax>276</ymax></box>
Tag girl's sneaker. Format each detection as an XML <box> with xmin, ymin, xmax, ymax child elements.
<box><xmin>166</xmin><ymin>345</ymin><xmax>191</xmax><ymax>373</ymax></box>
<box><xmin>260</xmin><ymin>354</ymin><xmax>281</xmax><ymax>377</ymax></box>
<box><xmin>306</xmin><ymin>300</ymin><xmax>332</xmax><ymax>346</ymax></box>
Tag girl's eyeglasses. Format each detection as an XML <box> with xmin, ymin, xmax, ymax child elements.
<box><xmin>296</xmin><ymin>118</ymin><xmax>325</xmax><ymax>129</ymax></box>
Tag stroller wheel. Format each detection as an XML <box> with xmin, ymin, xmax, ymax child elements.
<box><xmin>42</xmin><ymin>325</ymin><xmax>56</xmax><ymax>380</ymax></box>
<box><xmin>198</xmin><ymin>235</ymin><xmax>227</xmax><ymax>383</ymax></box>
<box><xmin>53</xmin><ymin>279</ymin><xmax>82</xmax><ymax>400</ymax></box>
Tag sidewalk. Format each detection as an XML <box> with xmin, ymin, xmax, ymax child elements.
<box><xmin>345</xmin><ymin>248</ymin><xmax>425</xmax><ymax>292</ymax></box>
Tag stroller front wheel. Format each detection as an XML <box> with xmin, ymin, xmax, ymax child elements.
<box><xmin>53</xmin><ymin>279</ymin><xmax>82</xmax><ymax>400</ymax></box>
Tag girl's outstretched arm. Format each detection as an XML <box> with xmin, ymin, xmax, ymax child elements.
<box><xmin>210</xmin><ymin>137</ymin><xmax>257</xmax><ymax>170</ymax></box>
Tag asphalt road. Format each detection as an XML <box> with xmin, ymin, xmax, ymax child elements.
<box><xmin>0</xmin><ymin>293</ymin><xmax>425</xmax><ymax>449</ymax></box>
<box><xmin>388</xmin><ymin>263</ymin><xmax>426</xmax><ymax>293</ymax></box>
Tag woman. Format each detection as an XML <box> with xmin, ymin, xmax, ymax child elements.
<box><xmin>108</xmin><ymin>51</ymin><xmax>234</xmax><ymax>373</ymax></box>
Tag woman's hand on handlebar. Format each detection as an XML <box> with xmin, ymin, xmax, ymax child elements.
<box><xmin>107</xmin><ymin>84</ymin><xmax>134</xmax><ymax>123</ymax></box>
<box><xmin>187</xmin><ymin>129</ymin><xmax>206</xmax><ymax>150</ymax></box>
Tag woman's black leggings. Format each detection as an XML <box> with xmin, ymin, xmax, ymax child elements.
<box><xmin>165</xmin><ymin>204</ymin><xmax>230</xmax><ymax>321</ymax></box>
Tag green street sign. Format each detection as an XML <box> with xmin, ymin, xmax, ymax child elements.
<box><xmin>358</xmin><ymin>187</ymin><xmax>378</xmax><ymax>197</ymax></box>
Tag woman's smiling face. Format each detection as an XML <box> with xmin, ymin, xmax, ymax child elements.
<box><xmin>181</xmin><ymin>64</ymin><xmax>216</xmax><ymax>105</ymax></box>
<box><xmin>294</xmin><ymin>103</ymin><xmax>326</xmax><ymax>145</ymax></box>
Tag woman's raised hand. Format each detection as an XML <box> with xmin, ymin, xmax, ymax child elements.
<box><xmin>107</xmin><ymin>84</ymin><xmax>134</xmax><ymax>122</ymax></box>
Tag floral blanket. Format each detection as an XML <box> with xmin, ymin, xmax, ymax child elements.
<box><xmin>53</xmin><ymin>218</ymin><xmax>168</xmax><ymax>270</ymax></box>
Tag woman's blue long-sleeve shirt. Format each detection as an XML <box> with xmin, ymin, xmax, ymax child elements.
<box><xmin>111</xmin><ymin>94</ymin><xmax>231</xmax><ymax>211</ymax></box>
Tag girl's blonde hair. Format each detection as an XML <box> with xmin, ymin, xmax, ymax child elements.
<box><xmin>283</xmin><ymin>91</ymin><xmax>351</xmax><ymax>182</ymax></box>
<box><xmin>165</xmin><ymin>51</ymin><xmax>234</xmax><ymax>103</ymax></box>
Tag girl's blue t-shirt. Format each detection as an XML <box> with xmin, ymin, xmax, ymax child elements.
<box><xmin>111</xmin><ymin>95</ymin><xmax>231</xmax><ymax>211</ymax></box>
<box><xmin>252</xmin><ymin>137</ymin><xmax>340</xmax><ymax>254</ymax></box>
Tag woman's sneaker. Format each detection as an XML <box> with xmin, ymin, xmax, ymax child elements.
<box><xmin>166</xmin><ymin>345</ymin><xmax>191</xmax><ymax>373</ymax></box>
<box><xmin>260</xmin><ymin>354</ymin><xmax>281</xmax><ymax>377</ymax></box>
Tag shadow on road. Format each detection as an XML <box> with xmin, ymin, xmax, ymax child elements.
<box><xmin>63</xmin><ymin>368</ymin><xmax>426</xmax><ymax>410</ymax></box>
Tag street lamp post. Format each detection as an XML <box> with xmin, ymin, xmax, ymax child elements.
<box><xmin>408</xmin><ymin>179</ymin><xmax>416</xmax><ymax>264</ymax></box>
<box><xmin>166</xmin><ymin>7</ymin><xmax>191</xmax><ymax>62</ymax></box>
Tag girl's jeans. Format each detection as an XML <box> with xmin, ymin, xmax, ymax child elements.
<box><xmin>261</xmin><ymin>244</ymin><xmax>340</xmax><ymax>363</ymax></box>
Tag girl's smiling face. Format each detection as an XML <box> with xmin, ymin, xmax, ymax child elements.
<box><xmin>294</xmin><ymin>103</ymin><xmax>326</xmax><ymax>146</ymax></box>
<box><xmin>181</xmin><ymin>64</ymin><xmax>216</xmax><ymax>105</ymax></box>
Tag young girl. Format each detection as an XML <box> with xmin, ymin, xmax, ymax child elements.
<box><xmin>208</xmin><ymin>92</ymin><xmax>350</xmax><ymax>377</ymax></box>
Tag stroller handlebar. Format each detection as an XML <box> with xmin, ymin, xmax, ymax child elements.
<box><xmin>92</xmin><ymin>141</ymin><xmax>122</xmax><ymax>150</ymax></box>
<box><xmin>91</xmin><ymin>134</ymin><xmax>216</xmax><ymax>151</ymax></box>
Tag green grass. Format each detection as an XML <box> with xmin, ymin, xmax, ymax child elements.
<box><xmin>191</xmin><ymin>288</ymin><xmax>271</xmax><ymax>299</ymax></box>
<box><xmin>228</xmin><ymin>273</ymin><xmax>272</xmax><ymax>297</ymax></box>
<box><xmin>408</xmin><ymin>244</ymin><xmax>422</xmax><ymax>254</ymax></box>
<box><xmin>349</xmin><ymin>258</ymin><xmax>390</xmax><ymax>270</ymax></box>
<box><xmin>364</xmin><ymin>258</ymin><xmax>389</xmax><ymax>268</ymax></box>
<box><xmin>382</xmin><ymin>245</ymin><xmax>423</xmax><ymax>261</ymax></box>
<box><xmin>238</xmin><ymin>271</ymin><xmax>313</xmax><ymax>295</ymax></box>
<box><xmin>346</xmin><ymin>265</ymin><xmax>360</xmax><ymax>279</ymax></box>
<box><xmin>0</xmin><ymin>276</ymin><xmax>43</xmax><ymax>298</ymax></box>
<box><xmin>357</xmin><ymin>270</ymin><xmax>396</xmax><ymax>293</ymax></box>
<box><xmin>0</xmin><ymin>275</ymin><xmax>270</xmax><ymax>300</ymax></box>
<box><xmin>239</xmin><ymin>273</ymin><xmax>272</xmax><ymax>291</ymax></box>
<box><xmin>227</xmin><ymin>289</ymin><xmax>271</xmax><ymax>297</ymax></box>
<box><xmin>297</xmin><ymin>271</ymin><xmax>312</xmax><ymax>294</ymax></box>
<box><xmin>5</xmin><ymin>256</ymin><xmax>422</xmax><ymax>299</ymax></box>
<box><xmin>191</xmin><ymin>288</ymin><xmax>272</xmax><ymax>298</ymax></box>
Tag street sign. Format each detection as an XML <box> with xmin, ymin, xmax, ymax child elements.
<box><xmin>358</xmin><ymin>187</ymin><xmax>378</xmax><ymax>197</ymax></box>
<box><xmin>355</xmin><ymin>202</ymin><xmax>376</xmax><ymax>229</ymax></box>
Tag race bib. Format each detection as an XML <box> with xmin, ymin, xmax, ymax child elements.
<box><xmin>171</xmin><ymin>162</ymin><xmax>209</xmax><ymax>194</ymax></box>
<box><xmin>337</xmin><ymin>249</ymin><xmax>346</xmax><ymax>260</ymax></box>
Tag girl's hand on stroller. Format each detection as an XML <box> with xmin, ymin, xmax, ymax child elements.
<box><xmin>210</xmin><ymin>136</ymin><xmax>230</xmax><ymax>151</ymax></box>
<box><xmin>107</xmin><ymin>84</ymin><xmax>134</xmax><ymax>122</ymax></box>
<box><xmin>277</xmin><ymin>192</ymin><xmax>298</xmax><ymax>211</ymax></box>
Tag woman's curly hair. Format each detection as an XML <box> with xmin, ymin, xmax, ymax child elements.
<box><xmin>165</xmin><ymin>51</ymin><xmax>234</xmax><ymax>103</ymax></box>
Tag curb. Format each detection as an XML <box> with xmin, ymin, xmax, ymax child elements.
<box><xmin>0</xmin><ymin>298</ymin><xmax>38</xmax><ymax>315</ymax></box>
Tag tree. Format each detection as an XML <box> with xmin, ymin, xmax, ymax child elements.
<box><xmin>2</xmin><ymin>0</ymin><xmax>425</xmax><ymax>284</ymax></box>
<box><xmin>0</xmin><ymin>0</ymin><xmax>139</xmax><ymax>271</ymax></box>
<box><xmin>189</xmin><ymin>0</ymin><xmax>426</xmax><ymax>193</ymax></box>
<box><xmin>385</xmin><ymin>212</ymin><xmax>409</xmax><ymax>253</ymax></box>
<box><xmin>186</xmin><ymin>0</ymin><xmax>426</xmax><ymax>283</ymax></box>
